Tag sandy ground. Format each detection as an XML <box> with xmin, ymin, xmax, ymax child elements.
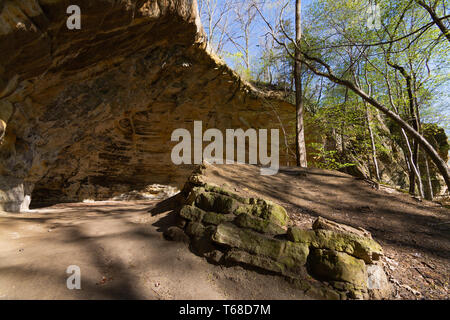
<box><xmin>0</xmin><ymin>200</ymin><xmax>308</xmax><ymax>300</ymax></box>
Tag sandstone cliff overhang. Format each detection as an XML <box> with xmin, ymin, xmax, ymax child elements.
<box><xmin>0</xmin><ymin>0</ymin><xmax>295</xmax><ymax>212</ymax></box>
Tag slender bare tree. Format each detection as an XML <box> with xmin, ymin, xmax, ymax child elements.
<box><xmin>198</xmin><ymin>0</ymin><xmax>234</xmax><ymax>56</ymax></box>
<box><xmin>294</xmin><ymin>0</ymin><xmax>307</xmax><ymax>167</ymax></box>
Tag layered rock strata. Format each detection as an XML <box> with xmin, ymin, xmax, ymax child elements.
<box><xmin>0</xmin><ymin>0</ymin><xmax>295</xmax><ymax>211</ymax></box>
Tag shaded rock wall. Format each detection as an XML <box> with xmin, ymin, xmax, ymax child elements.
<box><xmin>0</xmin><ymin>0</ymin><xmax>295</xmax><ymax>211</ymax></box>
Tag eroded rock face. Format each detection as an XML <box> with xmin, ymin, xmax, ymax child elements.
<box><xmin>0</xmin><ymin>0</ymin><xmax>295</xmax><ymax>211</ymax></box>
<box><xmin>166</xmin><ymin>165</ymin><xmax>392</xmax><ymax>299</ymax></box>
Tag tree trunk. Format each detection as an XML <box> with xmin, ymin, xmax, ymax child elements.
<box><xmin>341</xmin><ymin>88</ymin><xmax>348</xmax><ymax>155</ymax></box>
<box><xmin>423</xmin><ymin>152</ymin><xmax>434</xmax><ymax>200</ymax></box>
<box><xmin>362</xmin><ymin>70</ymin><xmax>380</xmax><ymax>181</ymax></box>
<box><xmin>245</xmin><ymin>27</ymin><xmax>250</xmax><ymax>71</ymax></box>
<box><xmin>294</xmin><ymin>0</ymin><xmax>307</xmax><ymax>167</ymax></box>
<box><xmin>401</xmin><ymin>129</ymin><xmax>424</xmax><ymax>198</ymax></box>
<box><xmin>365</xmin><ymin>105</ymin><xmax>381</xmax><ymax>181</ymax></box>
<box><xmin>386</xmin><ymin>60</ymin><xmax>422</xmax><ymax>196</ymax></box>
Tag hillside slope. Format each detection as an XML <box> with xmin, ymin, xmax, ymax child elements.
<box><xmin>1</xmin><ymin>164</ymin><xmax>447</xmax><ymax>299</ymax></box>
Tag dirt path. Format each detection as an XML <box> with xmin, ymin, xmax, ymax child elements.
<box><xmin>0</xmin><ymin>201</ymin><xmax>308</xmax><ymax>300</ymax></box>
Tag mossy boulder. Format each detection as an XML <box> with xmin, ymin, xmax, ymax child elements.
<box><xmin>308</xmin><ymin>249</ymin><xmax>367</xmax><ymax>290</ymax></box>
<box><xmin>186</xmin><ymin>222</ymin><xmax>217</xmax><ymax>239</ymax></box>
<box><xmin>185</xmin><ymin>221</ymin><xmax>206</xmax><ymax>238</ymax></box>
<box><xmin>212</xmin><ymin>223</ymin><xmax>282</xmax><ymax>257</ymax></box>
<box><xmin>234</xmin><ymin>198</ymin><xmax>289</xmax><ymax>227</ymax></box>
<box><xmin>313</xmin><ymin>217</ymin><xmax>372</xmax><ymax>239</ymax></box>
<box><xmin>177</xmin><ymin>177</ymin><xmax>390</xmax><ymax>300</ymax></box>
<box><xmin>203</xmin><ymin>184</ymin><xmax>249</xmax><ymax>203</ymax></box>
<box><xmin>196</xmin><ymin>191</ymin><xmax>240</xmax><ymax>214</ymax></box>
<box><xmin>279</xmin><ymin>241</ymin><xmax>311</xmax><ymax>271</ymax></box>
<box><xmin>287</xmin><ymin>227</ymin><xmax>317</xmax><ymax>243</ymax></box>
<box><xmin>288</xmin><ymin>226</ymin><xmax>383</xmax><ymax>263</ymax></box>
<box><xmin>203</xmin><ymin>211</ymin><xmax>235</xmax><ymax>225</ymax></box>
<box><xmin>179</xmin><ymin>205</ymin><xmax>205</xmax><ymax>221</ymax></box>
<box><xmin>180</xmin><ymin>204</ymin><xmax>235</xmax><ymax>225</ymax></box>
<box><xmin>234</xmin><ymin>213</ymin><xmax>286</xmax><ymax>235</ymax></box>
<box><xmin>212</xmin><ymin>223</ymin><xmax>309</xmax><ymax>268</ymax></box>
<box><xmin>183</xmin><ymin>183</ymin><xmax>289</xmax><ymax>228</ymax></box>
<box><xmin>314</xmin><ymin>230</ymin><xmax>383</xmax><ymax>264</ymax></box>
<box><xmin>185</xmin><ymin>187</ymin><xmax>204</xmax><ymax>205</ymax></box>
<box><xmin>225</xmin><ymin>249</ymin><xmax>286</xmax><ymax>274</ymax></box>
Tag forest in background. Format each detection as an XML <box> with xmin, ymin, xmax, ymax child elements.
<box><xmin>198</xmin><ymin>0</ymin><xmax>450</xmax><ymax>200</ymax></box>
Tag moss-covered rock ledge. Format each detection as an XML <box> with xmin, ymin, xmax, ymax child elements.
<box><xmin>164</xmin><ymin>165</ymin><xmax>392</xmax><ymax>300</ymax></box>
